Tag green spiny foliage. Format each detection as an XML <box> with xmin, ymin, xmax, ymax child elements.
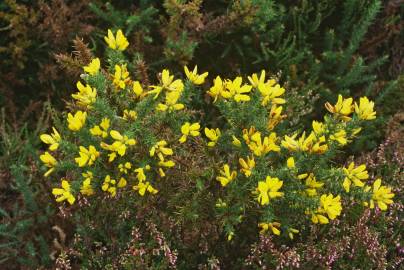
<box><xmin>0</xmin><ymin>106</ymin><xmax>57</xmax><ymax>268</ymax></box>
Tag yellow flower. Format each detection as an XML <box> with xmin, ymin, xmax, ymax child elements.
<box><xmin>312</xmin><ymin>121</ymin><xmax>325</xmax><ymax>136</ymax></box>
<box><xmin>232</xmin><ymin>135</ymin><xmax>242</xmax><ymax>147</ymax></box>
<box><xmin>286</xmin><ymin>157</ymin><xmax>295</xmax><ymax>168</ymax></box>
<box><xmin>40</xmin><ymin>151</ymin><xmax>57</xmax><ymax>177</ymax></box>
<box><xmin>80</xmin><ymin>171</ymin><xmax>94</xmax><ymax>196</ymax></box>
<box><xmin>83</xmin><ymin>58</ymin><xmax>100</xmax><ymax>75</ymax></box>
<box><xmin>132</xmin><ymin>81</ymin><xmax>144</xmax><ymax>98</ymax></box>
<box><xmin>148</xmin><ymin>69</ymin><xmax>184</xmax><ymax>99</ymax></box>
<box><xmin>258</xmin><ymin>222</ymin><xmax>281</xmax><ymax>235</ymax></box>
<box><xmin>118</xmin><ymin>162</ymin><xmax>132</xmax><ymax>174</ymax></box>
<box><xmin>207</xmin><ymin>76</ymin><xmax>225</xmax><ymax>102</ymax></box>
<box><xmin>102</xmin><ymin>175</ymin><xmax>117</xmax><ymax>196</ymax></box>
<box><xmin>158</xmin><ymin>168</ymin><xmax>166</xmax><ymax>177</ymax></box>
<box><xmin>90</xmin><ymin>118</ymin><xmax>110</xmax><ymax>138</ymax></box>
<box><xmin>299</xmin><ymin>173</ymin><xmax>324</xmax><ymax>196</ymax></box>
<box><xmin>267</xmin><ymin>105</ymin><xmax>284</xmax><ymax>130</ymax></box>
<box><xmin>134</xmin><ymin>165</ymin><xmax>151</xmax><ymax>182</ymax></box>
<box><xmin>310</xmin><ymin>213</ymin><xmax>329</xmax><ymax>224</ymax></box>
<box><xmin>150</xmin><ymin>141</ymin><xmax>175</xmax><ymax>177</ymax></box>
<box><xmin>310</xmin><ymin>135</ymin><xmax>328</xmax><ymax>154</ymax></box>
<box><xmin>320</xmin><ymin>194</ymin><xmax>342</xmax><ymax>219</ymax></box>
<box><xmin>75</xmin><ymin>145</ymin><xmax>100</xmax><ymax>167</ymax></box>
<box><xmin>222</xmin><ymin>77</ymin><xmax>252</xmax><ymax>102</ymax></box>
<box><xmin>110</xmin><ymin>130</ymin><xmax>136</xmax><ymax>155</ymax></box>
<box><xmin>215</xmin><ymin>199</ymin><xmax>227</xmax><ymax>208</ymax></box>
<box><xmin>364</xmin><ymin>179</ymin><xmax>394</xmax><ymax>211</ymax></box>
<box><xmin>287</xmin><ymin>228</ymin><xmax>299</xmax><ymax>239</ymax></box>
<box><xmin>247</xmin><ymin>131</ymin><xmax>280</xmax><ymax>156</ymax></box>
<box><xmin>257</xmin><ymin>79</ymin><xmax>285</xmax><ymax>106</ymax></box>
<box><xmin>52</xmin><ymin>179</ymin><xmax>75</xmax><ymax>205</ymax></box>
<box><xmin>184</xmin><ymin>65</ymin><xmax>208</xmax><ymax>85</ymax></box>
<box><xmin>353</xmin><ymin>127</ymin><xmax>362</xmax><ymax>136</ymax></box>
<box><xmin>40</xmin><ymin>127</ymin><xmax>61</xmax><ymax>151</ymax></box>
<box><xmin>156</xmin><ymin>90</ymin><xmax>184</xmax><ymax>112</ymax></box>
<box><xmin>204</xmin><ymin>127</ymin><xmax>221</xmax><ymax>147</ymax></box>
<box><xmin>101</xmin><ymin>130</ymin><xmax>136</xmax><ymax>161</ymax></box>
<box><xmin>281</xmin><ymin>132</ymin><xmax>328</xmax><ymax>154</ymax></box>
<box><xmin>104</xmin><ymin>29</ymin><xmax>129</xmax><ymax>51</ymax></box>
<box><xmin>117</xmin><ymin>177</ymin><xmax>127</xmax><ymax>188</ymax></box>
<box><xmin>330</xmin><ymin>129</ymin><xmax>347</xmax><ymax>145</ymax></box>
<box><xmin>123</xmin><ymin>109</ymin><xmax>137</xmax><ymax>121</ymax></box>
<box><xmin>325</xmin><ymin>95</ymin><xmax>353</xmax><ymax>121</ymax></box>
<box><xmin>342</xmin><ymin>162</ymin><xmax>369</xmax><ymax>192</ymax></box>
<box><xmin>161</xmin><ymin>69</ymin><xmax>175</xmax><ymax>89</ymax></box>
<box><xmin>247</xmin><ymin>70</ymin><xmax>266</xmax><ymax>88</ymax></box>
<box><xmin>281</xmin><ymin>134</ymin><xmax>299</xmax><ymax>151</ymax></box>
<box><xmin>133</xmin><ymin>181</ymin><xmax>158</xmax><ymax>196</ymax></box>
<box><xmin>311</xmin><ymin>194</ymin><xmax>342</xmax><ymax>224</ymax></box>
<box><xmin>227</xmin><ymin>231</ymin><xmax>235</xmax><ymax>241</ymax></box>
<box><xmin>242</xmin><ymin>126</ymin><xmax>258</xmax><ymax>144</ymax></box>
<box><xmin>239</xmin><ymin>156</ymin><xmax>255</xmax><ymax>177</ymax></box>
<box><xmin>216</xmin><ymin>164</ymin><xmax>237</xmax><ymax>187</ymax></box>
<box><xmin>256</xmin><ymin>176</ymin><xmax>284</xmax><ymax>205</ymax></box>
<box><xmin>80</xmin><ymin>178</ymin><xmax>94</xmax><ymax>196</ymax></box>
<box><xmin>72</xmin><ymin>81</ymin><xmax>97</xmax><ymax>108</ymax></box>
<box><xmin>158</xmin><ymin>159</ymin><xmax>175</xmax><ymax>168</ymax></box>
<box><xmin>113</xmin><ymin>64</ymin><xmax>130</xmax><ymax>90</ymax></box>
<box><xmin>67</xmin><ymin>111</ymin><xmax>87</xmax><ymax>131</ymax></box>
<box><xmin>150</xmin><ymin>140</ymin><xmax>173</xmax><ymax>160</ymax></box>
<box><xmin>179</xmin><ymin>122</ymin><xmax>200</xmax><ymax>143</ymax></box>
<box><xmin>355</xmin><ymin>96</ymin><xmax>376</xmax><ymax>120</ymax></box>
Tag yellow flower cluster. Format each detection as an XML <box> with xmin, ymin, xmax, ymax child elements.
<box><xmin>281</xmin><ymin>130</ymin><xmax>328</xmax><ymax>154</ymax></box>
<box><xmin>310</xmin><ymin>194</ymin><xmax>342</xmax><ymax>224</ymax></box>
<box><xmin>256</xmin><ymin>176</ymin><xmax>284</xmax><ymax>205</ymax></box>
<box><xmin>207</xmin><ymin>70</ymin><xmax>285</xmax><ymax>107</ymax></box>
<box><xmin>184</xmin><ymin>65</ymin><xmax>208</xmax><ymax>85</ymax></box>
<box><xmin>104</xmin><ymin>29</ymin><xmax>129</xmax><ymax>51</ymax></box>
<box><xmin>52</xmin><ymin>179</ymin><xmax>75</xmax><ymax>205</ymax></box>
<box><xmin>179</xmin><ymin>122</ymin><xmax>200</xmax><ymax>143</ymax></box>
<box><xmin>204</xmin><ymin>128</ymin><xmax>221</xmax><ymax>147</ymax></box>
<box><xmin>40</xmin><ymin>127</ymin><xmax>61</xmax><ymax>151</ymax></box>
<box><xmin>150</xmin><ymin>140</ymin><xmax>175</xmax><ymax>177</ymax></box>
<box><xmin>216</xmin><ymin>164</ymin><xmax>237</xmax><ymax>186</ymax></box>
<box><xmin>364</xmin><ymin>179</ymin><xmax>395</xmax><ymax>210</ymax></box>
<box><xmin>133</xmin><ymin>165</ymin><xmax>158</xmax><ymax>196</ymax></box>
<box><xmin>239</xmin><ymin>156</ymin><xmax>255</xmax><ymax>177</ymax></box>
<box><xmin>37</xmin><ymin>29</ymin><xmax>394</xmax><ymax>242</ymax></box>
<box><xmin>202</xmin><ymin>70</ymin><xmax>390</xmax><ymax>239</ymax></box>
<box><xmin>101</xmin><ymin>130</ymin><xmax>136</xmax><ymax>162</ymax></box>
<box><xmin>113</xmin><ymin>64</ymin><xmax>130</xmax><ymax>90</ymax></box>
<box><xmin>298</xmin><ymin>173</ymin><xmax>324</xmax><ymax>197</ymax></box>
<box><xmin>325</xmin><ymin>94</ymin><xmax>376</xmax><ymax>121</ymax></box>
<box><xmin>83</xmin><ymin>58</ymin><xmax>100</xmax><ymax>75</ymax></box>
<box><xmin>90</xmin><ymin>118</ymin><xmax>110</xmax><ymax>138</ymax></box>
<box><xmin>75</xmin><ymin>145</ymin><xmax>100</xmax><ymax>167</ymax></box>
<box><xmin>67</xmin><ymin>111</ymin><xmax>87</xmax><ymax>131</ymax></box>
<box><xmin>38</xmin><ymin>30</ymin><xmax>165</xmax><ymax>204</ymax></box>
<box><xmin>72</xmin><ymin>82</ymin><xmax>97</xmax><ymax>108</ymax></box>
<box><xmin>343</xmin><ymin>162</ymin><xmax>369</xmax><ymax>192</ymax></box>
<box><xmin>39</xmin><ymin>151</ymin><xmax>57</xmax><ymax>177</ymax></box>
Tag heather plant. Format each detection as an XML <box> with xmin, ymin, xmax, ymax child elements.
<box><xmin>36</xmin><ymin>29</ymin><xmax>398</xmax><ymax>268</ymax></box>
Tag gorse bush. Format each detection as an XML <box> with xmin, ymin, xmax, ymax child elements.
<box><xmin>38</xmin><ymin>29</ymin><xmax>395</xmax><ymax>261</ymax></box>
<box><xmin>0</xmin><ymin>1</ymin><xmax>401</xmax><ymax>268</ymax></box>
